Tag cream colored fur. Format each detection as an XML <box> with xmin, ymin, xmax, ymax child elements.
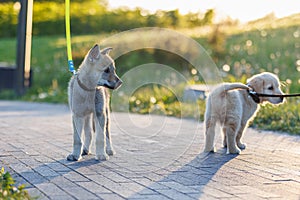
<box><xmin>204</xmin><ymin>72</ymin><xmax>284</xmax><ymax>154</ymax></box>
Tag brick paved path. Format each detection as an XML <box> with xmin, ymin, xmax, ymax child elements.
<box><xmin>0</xmin><ymin>101</ymin><xmax>299</xmax><ymax>200</ymax></box>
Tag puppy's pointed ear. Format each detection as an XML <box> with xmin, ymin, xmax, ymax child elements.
<box><xmin>88</xmin><ymin>44</ymin><xmax>100</xmax><ymax>62</ymax></box>
<box><xmin>101</xmin><ymin>47</ymin><xmax>113</xmax><ymax>55</ymax></box>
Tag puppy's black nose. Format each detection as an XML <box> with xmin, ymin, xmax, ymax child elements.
<box><xmin>114</xmin><ymin>79</ymin><xmax>122</xmax><ymax>89</ymax></box>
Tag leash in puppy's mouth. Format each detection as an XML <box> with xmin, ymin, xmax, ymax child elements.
<box><xmin>247</xmin><ymin>88</ymin><xmax>300</xmax><ymax>104</ymax></box>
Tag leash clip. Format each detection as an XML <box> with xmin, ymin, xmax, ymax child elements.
<box><xmin>247</xmin><ymin>89</ymin><xmax>260</xmax><ymax>104</ymax></box>
<box><xmin>68</xmin><ymin>60</ymin><xmax>77</xmax><ymax>75</ymax></box>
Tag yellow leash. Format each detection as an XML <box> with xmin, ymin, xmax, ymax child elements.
<box><xmin>65</xmin><ymin>0</ymin><xmax>75</xmax><ymax>74</ymax></box>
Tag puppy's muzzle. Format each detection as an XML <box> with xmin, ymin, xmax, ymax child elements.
<box><xmin>112</xmin><ymin>78</ymin><xmax>123</xmax><ymax>90</ymax></box>
<box><xmin>272</xmin><ymin>94</ymin><xmax>284</xmax><ymax>104</ymax></box>
<box><xmin>101</xmin><ymin>77</ymin><xmax>123</xmax><ymax>90</ymax></box>
<box><xmin>280</xmin><ymin>96</ymin><xmax>284</xmax><ymax>102</ymax></box>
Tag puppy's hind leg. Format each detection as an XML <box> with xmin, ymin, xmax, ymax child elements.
<box><xmin>225</xmin><ymin>118</ymin><xmax>241</xmax><ymax>154</ymax></box>
<box><xmin>236</xmin><ymin>123</ymin><xmax>247</xmax><ymax>150</ymax></box>
<box><xmin>204</xmin><ymin>117</ymin><xmax>217</xmax><ymax>152</ymax></box>
<box><xmin>67</xmin><ymin>116</ymin><xmax>85</xmax><ymax>161</ymax></box>
<box><xmin>222</xmin><ymin>127</ymin><xmax>227</xmax><ymax>148</ymax></box>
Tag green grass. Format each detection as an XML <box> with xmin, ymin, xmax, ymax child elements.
<box><xmin>224</xmin><ymin>25</ymin><xmax>300</xmax><ymax>91</ymax></box>
<box><xmin>0</xmin><ymin>18</ymin><xmax>299</xmax><ymax>134</ymax></box>
<box><xmin>0</xmin><ymin>37</ymin><xmax>16</xmax><ymax>65</ymax></box>
<box><xmin>253</xmin><ymin>98</ymin><xmax>300</xmax><ymax>135</ymax></box>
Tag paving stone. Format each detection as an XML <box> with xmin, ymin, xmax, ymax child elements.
<box><xmin>62</xmin><ymin>185</ymin><xmax>99</xmax><ymax>200</ymax></box>
<box><xmin>77</xmin><ymin>181</ymin><xmax>112</xmax><ymax>194</ymax></box>
<box><xmin>131</xmin><ymin>177</ymin><xmax>156</xmax><ymax>187</ymax></box>
<box><xmin>128</xmin><ymin>193</ymin><xmax>171</xmax><ymax>200</ymax></box>
<box><xmin>46</xmin><ymin>161</ymin><xmax>72</xmax><ymax>173</ymax></box>
<box><xmin>147</xmin><ymin>182</ymin><xmax>173</xmax><ymax>190</ymax></box>
<box><xmin>134</xmin><ymin>188</ymin><xmax>159</xmax><ymax>195</ymax></box>
<box><xmin>34</xmin><ymin>165</ymin><xmax>60</xmax><ymax>178</ymax></box>
<box><xmin>20</xmin><ymin>171</ymin><xmax>48</xmax><ymax>185</ymax></box>
<box><xmin>201</xmin><ymin>186</ymin><xmax>235</xmax><ymax>198</ymax></box>
<box><xmin>105</xmin><ymin>182</ymin><xmax>138</xmax><ymax>198</ymax></box>
<box><xmin>159</xmin><ymin>181</ymin><xmax>200</xmax><ymax>193</ymax></box>
<box><xmin>50</xmin><ymin>176</ymin><xmax>78</xmax><ymax>188</ymax></box>
<box><xmin>63</xmin><ymin>171</ymin><xmax>91</xmax><ymax>182</ymax></box>
<box><xmin>35</xmin><ymin>182</ymin><xmax>69</xmax><ymax>198</ymax></box>
<box><xmin>156</xmin><ymin>188</ymin><xmax>195</xmax><ymax>200</ymax></box>
<box><xmin>98</xmin><ymin>193</ymin><xmax>125</xmax><ymax>200</ymax></box>
<box><xmin>102</xmin><ymin>171</ymin><xmax>132</xmax><ymax>183</ymax></box>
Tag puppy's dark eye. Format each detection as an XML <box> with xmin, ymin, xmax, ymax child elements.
<box><xmin>268</xmin><ymin>86</ymin><xmax>274</xmax><ymax>90</ymax></box>
<box><xmin>104</xmin><ymin>68</ymin><xmax>109</xmax><ymax>73</ymax></box>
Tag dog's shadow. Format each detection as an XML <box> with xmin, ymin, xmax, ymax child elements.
<box><xmin>16</xmin><ymin>149</ymin><xmax>237</xmax><ymax>199</ymax></box>
<box><xmin>129</xmin><ymin>148</ymin><xmax>238</xmax><ymax>199</ymax></box>
<box><xmin>16</xmin><ymin>156</ymin><xmax>102</xmax><ymax>187</ymax></box>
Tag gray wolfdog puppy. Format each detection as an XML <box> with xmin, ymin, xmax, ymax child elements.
<box><xmin>67</xmin><ymin>44</ymin><xmax>122</xmax><ymax>161</ymax></box>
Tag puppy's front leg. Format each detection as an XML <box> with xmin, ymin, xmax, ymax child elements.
<box><xmin>82</xmin><ymin>114</ymin><xmax>93</xmax><ymax>155</ymax></box>
<box><xmin>67</xmin><ymin>116</ymin><xmax>85</xmax><ymax>161</ymax></box>
<box><xmin>94</xmin><ymin>113</ymin><xmax>109</xmax><ymax>161</ymax></box>
<box><xmin>105</xmin><ymin>104</ymin><xmax>115</xmax><ymax>156</ymax></box>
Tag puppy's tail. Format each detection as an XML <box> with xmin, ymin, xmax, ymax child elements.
<box><xmin>222</xmin><ymin>83</ymin><xmax>250</xmax><ymax>92</ymax></box>
<box><xmin>210</xmin><ymin>83</ymin><xmax>249</xmax><ymax>97</ymax></box>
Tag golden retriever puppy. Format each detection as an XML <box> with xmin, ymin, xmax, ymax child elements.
<box><xmin>204</xmin><ymin>72</ymin><xmax>284</xmax><ymax>154</ymax></box>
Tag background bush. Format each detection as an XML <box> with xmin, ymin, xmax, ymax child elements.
<box><xmin>0</xmin><ymin>167</ymin><xmax>33</xmax><ymax>200</ymax></box>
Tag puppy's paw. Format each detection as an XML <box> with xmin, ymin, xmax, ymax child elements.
<box><xmin>204</xmin><ymin>146</ymin><xmax>216</xmax><ymax>153</ymax></box>
<box><xmin>226</xmin><ymin>147</ymin><xmax>241</xmax><ymax>154</ymax></box>
<box><xmin>67</xmin><ymin>154</ymin><xmax>82</xmax><ymax>161</ymax></box>
<box><xmin>237</xmin><ymin>142</ymin><xmax>247</xmax><ymax>150</ymax></box>
<box><xmin>95</xmin><ymin>153</ymin><xmax>109</xmax><ymax>161</ymax></box>
<box><xmin>106</xmin><ymin>148</ymin><xmax>116</xmax><ymax>156</ymax></box>
<box><xmin>82</xmin><ymin>148</ymin><xmax>91</xmax><ymax>156</ymax></box>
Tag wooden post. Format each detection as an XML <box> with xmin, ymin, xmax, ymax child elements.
<box><xmin>15</xmin><ymin>0</ymin><xmax>33</xmax><ymax>95</ymax></box>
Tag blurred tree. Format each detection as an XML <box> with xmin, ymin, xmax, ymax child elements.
<box><xmin>0</xmin><ymin>0</ymin><xmax>16</xmax><ymax>3</ymax></box>
<box><xmin>184</xmin><ymin>12</ymin><xmax>202</xmax><ymax>27</ymax></box>
<box><xmin>147</xmin><ymin>14</ymin><xmax>159</xmax><ymax>26</ymax></box>
<box><xmin>0</xmin><ymin>1</ymin><xmax>217</xmax><ymax>37</ymax></box>
<box><xmin>202</xmin><ymin>9</ymin><xmax>214</xmax><ymax>25</ymax></box>
<box><xmin>0</xmin><ymin>1</ymin><xmax>19</xmax><ymax>37</ymax></box>
<box><xmin>184</xmin><ymin>9</ymin><xmax>214</xmax><ymax>27</ymax></box>
<box><xmin>166</xmin><ymin>9</ymin><xmax>180</xmax><ymax>27</ymax></box>
<box><xmin>208</xmin><ymin>24</ymin><xmax>226</xmax><ymax>62</ymax></box>
<box><xmin>33</xmin><ymin>0</ymin><xmax>101</xmax><ymax>2</ymax></box>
